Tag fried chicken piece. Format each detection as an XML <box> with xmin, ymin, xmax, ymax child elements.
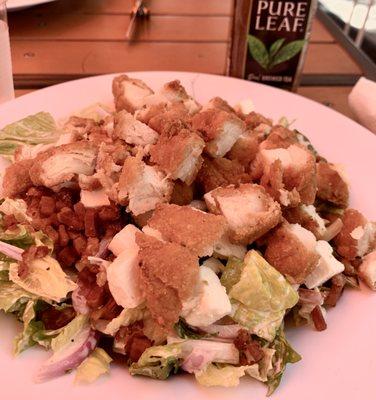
<box><xmin>227</xmin><ymin>131</ymin><xmax>260</xmax><ymax>170</ymax></box>
<box><xmin>159</xmin><ymin>80</ymin><xmax>201</xmax><ymax>114</ymax></box>
<box><xmin>333</xmin><ymin>209</ymin><xmax>376</xmax><ymax>260</ymax></box>
<box><xmin>29</xmin><ymin>142</ymin><xmax>97</xmax><ymax>190</ymax></box>
<box><xmin>316</xmin><ymin>161</ymin><xmax>349</xmax><ymax>208</ymax></box>
<box><xmin>2</xmin><ymin>159</ymin><xmax>34</xmax><ymax>198</ymax></box>
<box><xmin>114</xmin><ymin>110</ymin><xmax>159</xmax><ymax>146</ymax></box>
<box><xmin>252</xmin><ymin>143</ymin><xmax>317</xmax><ymax>206</ymax></box>
<box><xmin>136</xmin><ymin>232</ymin><xmax>199</xmax><ymax>329</ymax></box>
<box><xmin>112</xmin><ymin>75</ymin><xmax>154</xmax><ymax>113</ymax></box>
<box><xmin>358</xmin><ymin>250</ymin><xmax>376</xmax><ymax>290</ymax></box>
<box><xmin>150</xmin><ymin>129</ymin><xmax>205</xmax><ymax>185</ymax></box>
<box><xmin>134</xmin><ymin>102</ymin><xmax>168</xmax><ymax>125</ymax></box>
<box><xmin>202</xmin><ymin>97</ymin><xmax>236</xmax><ymax>114</ymax></box>
<box><xmin>283</xmin><ymin>204</ymin><xmax>326</xmax><ymax>239</ymax></box>
<box><xmin>244</xmin><ymin>111</ymin><xmax>273</xmax><ymax>130</ymax></box>
<box><xmin>259</xmin><ymin>125</ymin><xmax>298</xmax><ymax>150</ymax></box>
<box><xmin>196</xmin><ymin>156</ymin><xmax>250</xmax><ymax>193</ymax></box>
<box><xmin>264</xmin><ymin>223</ymin><xmax>320</xmax><ymax>284</ymax></box>
<box><xmin>170</xmin><ymin>181</ymin><xmax>194</xmax><ymax>206</ymax></box>
<box><xmin>204</xmin><ymin>183</ymin><xmax>281</xmax><ymax>245</ymax></box>
<box><xmin>146</xmin><ymin>203</ymin><xmax>227</xmax><ymax>257</ymax></box>
<box><xmin>118</xmin><ymin>155</ymin><xmax>172</xmax><ymax>216</ymax></box>
<box><xmin>191</xmin><ymin>109</ymin><xmax>245</xmax><ymax>158</ymax></box>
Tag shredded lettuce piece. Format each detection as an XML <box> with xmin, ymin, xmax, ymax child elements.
<box><xmin>0</xmin><ymin>198</ymin><xmax>32</xmax><ymax>223</ymax></box>
<box><xmin>195</xmin><ymin>364</ymin><xmax>249</xmax><ymax>387</ymax></box>
<box><xmin>9</xmin><ymin>256</ymin><xmax>77</xmax><ymax>303</ymax></box>
<box><xmin>174</xmin><ymin>318</ymin><xmax>206</xmax><ymax>340</ymax></box>
<box><xmin>0</xmin><ymin>225</ymin><xmax>34</xmax><ymax>251</ymax></box>
<box><xmin>75</xmin><ymin>348</ymin><xmax>112</xmax><ymax>384</ymax></box>
<box><xmin>73</xmin><ymin>103</ymin><xmax>113</xmax><ymax>122</ymax></box>
<box><xmin>0</xmin><ymin>280</ymin><xmax>35</xmax><ymax>313</ymax></box>
<box><xmin>221</xmin><ymin>251</ymin><xmax>298</xmax><ymax>341</ymax></box>
<box><xmin>129</xmin><ymin>344</ymin><xmax>182</xmax><ymax>380</ymax></box>
<box><xmin>0</xmin><ymin>112</ymin><xmax>59</xmax><ymax>159</ymax></box>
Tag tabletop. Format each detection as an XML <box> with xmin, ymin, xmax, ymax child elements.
<box><xmin>8</xmin><ymin>0</ymin><xmax>361</xmax><ymax>120</ymax></box>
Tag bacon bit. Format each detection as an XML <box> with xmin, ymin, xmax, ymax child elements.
<box><xmin>2</xmin><ymin>214</ymin><xmax>18</xmax><ymax>230</ymax></box>
<box><xmin>85</xmin><ymin>237</ymin><xmax>100</xmax><ymax>256</ymax></box>
<box><xmin>76</xmin><ymin>266</ymin><xmax>107</xmax><ymax>310</ymax></box>
<box><xmin>97</xmin><ymin>204</ymin><xmax>120</xmax><ymax>222</ymax></box>
<box><xmin>233</xmin><ymin>329</ymin><xmax>264</xmax><ymax>366</ymax></box>
<box><xmin>73</xmin><ymin>202</ymin><xmax>86</xmax><ymax>221</ymax></box>
<box><xmin>18</xmin><ymin>245</ymin><xmax>49</xmax><ymax>279</ymax></box>
<box><xmin>90</xmin><ymin>297</ymin><xmax>122</xmax><ymax>321</ymax></box>
<box><xmin>84</xmin><ymin>209</ymin><xmax>97</xmax><ymax>237</ymax></box>
<box><xmin>57</xmin><ymin>246</ymin><xmax>79</xmax><ymax>268</ymax></box>
<box><xmin>352</xmin><ymin>257</ymin><xmax>362</xmax><ymax>269</ymax></box>
<box><xmin>104</xmin><ymin>221</ymin><xmax>123</xmax><ymax>239</ymax></box>
<box><xmin>73</xmin><ymin>235</ymin><xmax>87</xmax><ymax>255</ymax></box>
<box><xmin>324</xmin><ymin>273</ymin><xmax>346</xmax><ymax>307</ymax></box>
<box><xmin>58</xmin><ymin>224</ymin><xmax>70</xmax><ymax>247</ymax></box>
<box><xmin>39</xmin><ymin>196</ymin><xmax>56</xmax><ymax>217</ymax></box>
<box><xmin>114</xmin><ymin>322</ymin><xmax>153</xmax><ymax>363</ymax></box>
<box><xmin>57</xmin><ymin>207</ymin><xmax>84</xmax><ymax>230</ymax></box>
<box><xmin>39</xmin><ymin>306</ymin><xmax>76</xmax><ymax>330</ymax></box>
<box><xmin>45</xmin><ymin>225</ymin><xmax>59</xmax><ymax>243</ymax></box>
<box><xmin>298</xmin><ymin>288</ymin><xmax>323</xmax><ymax>305</ymax></box>
<box><xmin>311</xmin><ymin>306</ymin><xmax>327</xmax><ymax>331</ymax></box>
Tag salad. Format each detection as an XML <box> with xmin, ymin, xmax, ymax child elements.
<box><xmin>0</xmin><ymin>75</ymin><xmax>375</xmax><ymax>395</ymax></box>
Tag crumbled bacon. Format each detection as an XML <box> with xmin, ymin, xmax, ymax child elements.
<box><xmin>97</xmin><ymin>204</ymin><xmax>120</xmax><ymax>222</ymax></box>
<box><xmin>57</xmin><ymin>207</ymin><xmax>84</xmax><ymax>230</ymax></box>
<box><xmin>58</xmin><ymin>224</ymin><xmax>70</xmax><ymax>247</ymax></box>
<box><xmin>2</xmin><ymin>214</ymin><xmax>18</xmax><ymax>230</ymax></box>
<box><xmin>84</xmin><ymin>208</ymin><xmax>97</xmax><ymax>237</ymax></box>
<box><xmin>233</xmin><ymin>329</ymin><xmax>264</xmax><ymax>366</ymax></box>
<box><xmin>73</xmin><ymin>235</ymin><xmax>87</xmax><ymax>255</ymax></box>
<box><xmin>18</xmin><ymin>245</ymin><xmax>49</xmax><ymax>279</ymax></box>
<box><xmin>39</xmin><ymin>196</ymin><xmax>56</xmax><ymax>217</ymax></box>
<box><xmin>324</xmin><ymin>273</ymin><xmax>346</xmax><ymax>307</ymax></box>
<box><xmin>38</xmin><ymin>306</ymin><xmax>76</xmax><ymax>330</ymax></box>
<box><xmin>57</xmin><ymin>246</ymin><xmax>79</xmax><ymax>267</ymax></box>
<box><xmin>311</xmin><ymin>306</ymin><xmax>327</xmax><ymax>331</ymax></box>
<box><xmin>76</xmin><ymin>265</ymin><xmax>107</xmax><ymax>310</ymax></box>
<box><xmin>90</xmin><ymin>297</ymin><xmax>122</xmax><ymax>321</ymax></box>
<box><xmin>114</xmin><ymin>322</ymin><xmax>153</xmax><ymax>363</ymax></box>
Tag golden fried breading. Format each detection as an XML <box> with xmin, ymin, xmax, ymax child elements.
<box><xmin>118</xmin><ymin>155</ymin><xmax>172</xmax><ymax>216</ymax></box>
<box><xmin>2</xmin><ymin>159</ymin><xmax>34</xmax><ymax>198</ymax></box>
<box><xmin>204</xmin><ymin>183</ymin><xmax>281</xmax><ymax>245</ymax></box>
<box><xmin>227</xmin><ymin>131</ymin><xmax>260</xmax><ymax>170</ymax></box>
<box><xmin>203</xmin><ymin>97</ymin><xmax>236</xmax><ymax>114</ymax></box>
<box><xmin>135</xmin><ymin>103</ymin><xmax>169</xmax><ymax>124</ymax></box>
<box><xmin>259</xmin><ymin>125</ymin><xmax>298</xmax><ymax>150</ymax></box>
<box><xmin>265</xmin><ymin>223</ymin><xmax>319</xmax><ymax>284</ymax></box>
<box><xmin>147</xmin><ymin>203</ymin><xmax>227</xmax><ymax>257</ymax></box>
<box><xmin>150</xmin><ymin>129</ymin><xmax>205</xmax><ymax>185</ymax></box>
<box><xmin>29</xmin><ymin>141</ymin><xmax>97</xmax><ymax>190</ymax></box>
<box><xmin>333</xmin><ymin>209</ymin><xmax>376</xmax><ymax>260</ymax></box>
<box><xmin>170</xmin><ymin>181</ymin><xmax>194</xmax><ymax>206</ymax></box>
<box><xmin>132</xmin><ymin>210</ymin><xmax>154</xmax><ymax>228</ymax></box>
<box><xmin>136</xmin><ymin>233</ymin><xmax>199</xmax><ymax>328</ymax></box>
<box><xmin>244</xmin><ymin>111</ymin><xmax>273</xmax><ymax>129</ymax></box>
<box><xmin>316</xmin><ymin>161</ymin><xmax>349</xmax><ymax>208</ymax></box>
<box><xmin>196</xmin><ymin>156</ymin><xmax>251</xmax><ymax>193</ymax></box>
<box><xmin>148</xmin><ymin>103</ymin><xmax>191</xmax><ymax>137</ymax></box>
<box><xmin>159</xmin><ymin>80</ymin><xmax>201</xmax><ymax>114</ymax></box>
<box><xmin>112</xmin><ymin>75</ymin><xmax>154</xmax><ymax>113</ymax></box>
<box><xmin>191</xmin><ymin>109</ymin><xmax>245</xmax><ymax>158</ymax></box>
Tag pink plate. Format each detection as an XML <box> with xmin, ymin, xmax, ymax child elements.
<box><xmin>0</xmin><ymin>72</ymin><xmax>375</xmax><ymax>400</ymax></box>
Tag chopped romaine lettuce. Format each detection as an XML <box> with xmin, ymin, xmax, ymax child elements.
<box><xmin>75</xmin><ymin>348</ymin><xmax>112</xmax><ymax>384</ymax></box>
<box><xmin>9</xmin><ymin>256</ymin><xmax>77</xmax><ymax>303</ymax></box>
<box><xmin>129</xmin><ymin>344</ymin><xmax>182</xmax><ymax>380</ymax></box>
<box><xmin>0</xmin><ymin>198</ymin><xmax>32</xmax><ymax>223</ymax></box>
<box><xmin>195</xmin><ymin>364</ymin><xmax>249</xmax><ymax>387</ymax></box>
<box><xmin>73</xmin><ymin>103</ymin><xmax>113</xmax><ymax>122</ymax></box>
<box><xmin>174</xmin><ymin>318</ymin><xmax>206</xmax><ymax>340</ymax></box>
<box><xmin>221</xmin><ymin>251</ymin><xmax>298</xmax><ymax>341</ymax></box>
<box><xmin>0</xmin><ymin>280</ymin><xmax>35</xmax><ymax>313</ymax></box>
<box><xmin>0</xmin><ymin>112</ymin><xmax>59</xmax><ymax>159</ymax></box>
<box><xmin>0</xmin><ymin>225</ymin><xmax>34</xmax><ymax>250</ymax></box>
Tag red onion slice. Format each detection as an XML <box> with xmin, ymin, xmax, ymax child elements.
<box><xmin>321</xmin><ymin>218</ymin><xmax>344</xmax><ymax>242</ymax></box>
<box><xmin>0</xmin><ymin>240</ymin><xmax>23</xmax><ymax>261</ymax></box>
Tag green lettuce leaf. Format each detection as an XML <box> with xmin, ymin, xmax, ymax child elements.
<box><xmin>0</xmin><ymin>112</ymin><xmax>59</xmax><ymax>158</ymax></box>
<box><xmin>0</xmin><ymin>280</ymin><xmax>35</xmax><ymax>313</ymax></box>
<box><xmin>73</xmin><ymin>103</ymin><xmax>113</xmax><ymax>123</ymax></box>
<box><xmin>174</xmin><ymin>318</ymin><xmax>206</xmax><ymax>340</ymax></box>
<box><xmin>0</xmin><ymin>261</ymin><xmax>10</xmax><ymax>281</ymax></box>
<box><xmin>129</xmin><ymin>344</ymin><xmax>182</xmax><ymax>380</ymax></box>
<box><xmin>195</xmin><ymin>364</ymin><xmax>249</xmax><ymax>387</ymax></box>
<box><xmin>0</xmin><ymin>225</ymin><xmax>34</xmax><ymax>250</ymax></box>
<box><xmin>0</xmin><ymin>198</ymin><xmax>32</xmax><ymax>223</ymax></box>
<box><xmin>9</xmin><ymin>256</ymin><xmax>77</xmax><ymax>302</ymax></box>
<box><xmin>75</xmin><ymin>348</ymin><xmax>112</xmax><ymax>384</ymax></box>
<box><xmin>266</xmin><ymin>330</ymin><xmax>301</xmax><ymax>395</ymax></box>
<box><xmin>221</xmin><ymin>251</ymin><xmax>298</xmax><ymax>341</ymax></box>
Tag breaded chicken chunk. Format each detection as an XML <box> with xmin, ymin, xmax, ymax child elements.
<box><xmin>204</xmin><ymin>183</ymin><xmax>281</xmax><ymax>245</ymax></box>
<box><xmin>333</xmin><ymin>209</ymin><xmax>376</xmax><ymax>260</ymax></box>
<box><xmin>136</xmin><ymin>232</ymin><xmax>199</xmax><ymax>329</ymax></box>
<box><xmin>244</xmin><ymin>111</ymin><xmax>273</xmax><ymax>130</ymax></box>
<box><xmin>118</xmin><ymin>155</ymin><xmax>172</xmax><ymax>216</ymax></box>
<box><xmin>114</xmin><ymin>110</ymin><xmax>159</xmax><ymax>146</ymax></box>
<box><xmin>265</xmin><ymin>223</ymin><xmax>320</xmax><ymax>284</ymax></box>
<box><xmin>227</xmin><ymin>130</ymin><xmax>260</xmax><ymax>170</ymax></box>
<box><xmin>252</xmin><ymin>143</ymin><xmax>317</xmax><ymax>206</ymax></box>
<box><xmin>196</xmin><ymin>156</ymin><xmax>250</xmax><ymax>193</ymax></box>
<box><xmin>2</xmin><ymin>159</ymin><xmax>34</xmax><ymax>198</ymax></box>
<box><xmin>159</xmin><ymin>80</ymin><xmax>201</xmax><ymax>114</ymax></box>
<box><xmin>283</xmin><ymin>204</ymin><xmax>326</xmax><ymax>239</ymax></box>
<box><xmin>202</xmin><ymin>97</ymin><xmax>236</xmax><ymax>114</ymax></box>
<box><xmin>191</xmin><ymin>109</ymin><xmax>245</xmax><ymax>158</ymax></box>
<box><xmin>29</xmin><ymin>142</ymin><xmax>97</xmax><ymax>190</ymax></box>
<box><xmin>259</xmin><ymin>125</ymin><xmax>298</xmax><ymax>150</ymax></box>
<box><xmin>316</xmin><ymin>161</ymin><xmax>349</xmax><ymax>208</ymax></box>
<box><xmin>150</xmin><ymin>129</ymin><xmax>205</xmax><ymax>185</ymax></box>
<box><xmin>112</xmin><ymin>75</ymin><xmax>154</xmax><ymax>113</ymax></box>
<box><xmin>146</xmin><ymin>203</ymin><xmax>227</xmax><ymax>257</ymax></box>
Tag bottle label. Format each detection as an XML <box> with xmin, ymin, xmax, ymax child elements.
<box><xmin>245</xmin><ymin>0</ymin><xmax>313</xmax><ymax>90</ymax></box>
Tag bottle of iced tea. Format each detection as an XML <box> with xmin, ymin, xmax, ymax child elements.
<box><xmin>229</xmin><ymin>0</ymin><xmax>318</xmax><ymax>91</ymax></box>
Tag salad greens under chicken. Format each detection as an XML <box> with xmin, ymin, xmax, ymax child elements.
<box><xmin>0</xmin><ymin>75</ymin><xmax>375</xmax><ymax>395</ymax></box>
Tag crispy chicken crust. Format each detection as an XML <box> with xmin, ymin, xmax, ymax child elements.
<box><xmin>204</xmin><ymin>183</ymin><xmax>281</xmax><ymax>245</ymax></box>
<box><xmin>2</xmin><ymin>159</ymin><xmax>34</xmax><ymax>198</ymax></box>
<box><xmin>147</xmin><ymin>203</ymin><xmax>227</xmax><ymax>257</ymax></box>
<box><xmin>136</xmin><ymin>233</ymin><xmax>199</xmax><ymax>329</ymax></box>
